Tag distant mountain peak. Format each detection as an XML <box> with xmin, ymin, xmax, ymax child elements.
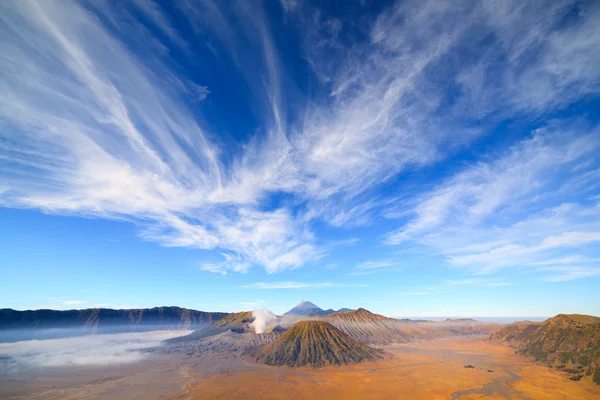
<box><xmin>284</xmin><ymin>300</ymin><xmax>324</xmax><ymax>316</ymax></box>
<box><xmin>297</xmin><ymin>300</ymin><xmax>319</xmax><ymax>309</ymax></box>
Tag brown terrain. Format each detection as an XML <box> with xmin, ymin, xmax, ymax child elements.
<box><xmin>4</xmin><ymin>337</ymin><xmax>600</xmax><ymax>399</ymax></box>
<box><xmin>184</xmin><ymin>338</ymin><xmax>600</xmax><ymax>400</ymax></box>
<box><xmin>2</xmin><ymin>311</ymin><xmax>600</xmax><ymax>399</ymax></box>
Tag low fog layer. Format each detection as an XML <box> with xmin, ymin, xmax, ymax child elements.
<box><xmin>0</xmin><ymin>324</ymin><xmax>203</xmax><ymax>343</ymax></box>
<box><xmin>0</xmin><ymin>330</ymin><xmax>191</xmax><ymax>376</ymax></box>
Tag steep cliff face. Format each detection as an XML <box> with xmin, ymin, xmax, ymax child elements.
<box><xmin>255</xmin><ymin>321</ymin><xmax>382</xmax><ymax>367</ymax></box>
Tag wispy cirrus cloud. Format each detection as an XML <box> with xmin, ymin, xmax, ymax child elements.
<box><xmin>403</xmin><ymin>291</ymin><xmax>433</xmax><ymax>296</ymax></box>
<box><xmin>242</xmin><ymin>282</ymin><xmax>369</xmax><ymax>290</ymax></box>
<box><xmin>0</xmin><ymin>0</ymin><xmax>316</xmax><ymax>274</ymax></box>
<box><xmin>446</xmin><ymin>279</ymin><xmax>512</xmax><ymax>288</ymax></box>
<box><xmin>356</xmin><ymin>260</ymin><xmax>396</xmax><ymax>270</ymax></box>
<box><xmin>540</xmin><ymin>266</ymin><xmax>600</xmax><ymax>282</ymax></box>
<box><xmin>240</xmin><ymin>299</ymin><xmax>266</xmax><ymax>309</ymax></box>
<box><xmin>0</xmin><ymin>0</ymin><xmax>599</xmax><ymax>279</ymax></box>
<box><xmin>92</xmin><ymin>304</ymin><xmax>136</xmax><ymax>310</ymax></box>
<box><xmin>386</xmin><ymin>125</ymin><xmax>600</xmax><ymax>280</ymax></box>
<box><xmin>58</xmin><ymin>300</ymin><xmax>86</xmax><ymax>306</ymax></box>
<box><xmin>402</xmin><ymin>277</ymin><xmax>512</xmax><ymax>296</ymax></box>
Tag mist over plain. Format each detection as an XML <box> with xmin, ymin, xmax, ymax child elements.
<box><xmin>0</xmin><ymin>330</ymin><xmax>191</xmax><ymax>376</ymax></box>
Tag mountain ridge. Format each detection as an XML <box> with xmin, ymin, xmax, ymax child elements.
<box><xmin>283</xmin><ymin>300</ymin><xmax>351</xmax><ymax>316</ymax></box>
<box><xmin>0</xmin><ymin>307</ymin><xmax>228</xmax><ymax>342</ymax></box>
<box><xmin>318</xmin><ymin>308</ymin><xmax>497</xmax><ymax>344</ymax></box>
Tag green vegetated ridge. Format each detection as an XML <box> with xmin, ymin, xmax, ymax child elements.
<box><xmin>489</xmin><ymin>314</ymin><xmax>600</xmax><ymax>384</ymax></box>
<box><xmin>255</xmin><ymin>320</ymin><xmax>382</xmax><ymax>367</ymax></box>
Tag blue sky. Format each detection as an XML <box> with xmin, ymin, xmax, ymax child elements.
<box><xmin>1</xmin><ymin>0</ymin><xmax>599</xmax><ymax>317</ymax></box>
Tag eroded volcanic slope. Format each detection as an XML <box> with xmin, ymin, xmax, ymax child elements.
<box><xmin>255</xmin><ymin>320</ymin><xmax>382</xmax><ymax>367</ymax></box>
<box><xmin>320</xmin><ymin>308</ymin><xmax>433</xmax><ymax>344</ymax></box>
<box><xmin>166</xmin><ymin>311</ymin><xmax>254</xmax><ymax>344</ymax></box>
<box><xmin>489</xmin><ymin>314</ymin><xmax>600</xmax><ymax>383</ymax></box>
<box><xmin>319</xmin><ymin>308</ymin><xmax>496</xmax><ymax>345</ymax></box>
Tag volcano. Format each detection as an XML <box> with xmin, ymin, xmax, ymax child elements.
<box><xmin>283</xmin><ymin>299</ymin><xmax>326</xmax><ymax>316</ymax></box>
<box><xmin>255</xmin><ymin>320</ymin><xmax>382</xmax><ymax>367</ymax></box>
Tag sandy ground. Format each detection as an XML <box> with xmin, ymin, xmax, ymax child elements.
<box><xmin>2</xmin><ymin>337</ymin><xmax>599</xmax><ymax>399</ymax></box>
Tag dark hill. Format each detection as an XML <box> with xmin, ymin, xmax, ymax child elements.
<box><xmin>255</xmin><ymin>320</ymin><xmax>382</xmax><ymax>367</ymax></box>
<box><xmin>0</xmin><ymin>307</ymin><xmax>227</xmax><ymax>342</ymax></box>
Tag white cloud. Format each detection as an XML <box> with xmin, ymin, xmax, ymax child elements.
<box><xmin>129</xmin><ymin>0</ymin><xmax>189</xmax><ymax>50</ymax></box>
<box><xmin>200</xmin><ymin>252</ymin><xmax>252</xmax><ymax>275</ymax></box>
<box><xmin>0</xmin><ymin>1</ymin><xmax>315</xmax><ymax>274</ymax></box>
<box><xmin>91</xmin><ymin>304</ymin><xmax>136</xmax><ymax>310</ymax></box>
<box><xmin>242</xmin><ymin>281</ymin><xmax>368</xmax><ymax>289</ymax></box>
<box><xmin>446</xmin><ymin>278</ymin><xmax>512</xmax><ymax>287</ymax></box>
<box><xmin>530</xmin><ymin>256</ymin><xmax>600</xmax><ymax>266</ymax></box>
<box><xmin>541</xmin><ymin>266</ymin><xmax>600</xmax><ymax>282</ymax></box>
<box><xmin>386</xmin><ymin>126</ymin><xmax>600</xmax><ymax>280</ymax></box>
<box><xmin>1</xmin><ymin>0</ymin><xmax>599</xmax><ymax>275</ymax></box>
<box><xmin>58</xmin><ymin>300</ymin><xmax>86</xmax><ymax>306</ymax></box>
<box><xmin>240</xmin><ymin>299</ymin><xmax>266</xmax><ymax>309</ymax></box>
<box><xmin>356</xmin><ymin>260</ymin><xmax>396</xmax><ymax>270</ymax></box>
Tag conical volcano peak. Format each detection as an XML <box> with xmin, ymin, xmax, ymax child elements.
<box><xmin>284</xmin><ymin>299</ymin><xmax>325</xmax><ymax>316</ymax></box>
<box><xmin>297</xmin><ymin>300</ymin><xmax>319</xmax><ymax>309</ymax></box>
<box><xmin>255</xmin><ymin>320</ymin><xmax>382</xmax><ymax>367</ymax></box>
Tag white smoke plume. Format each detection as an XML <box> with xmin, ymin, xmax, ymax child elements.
<box><xmin>250</xmin><ymin>308</ymin><xmax>277</xmax><ymax>334</ymax></box>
